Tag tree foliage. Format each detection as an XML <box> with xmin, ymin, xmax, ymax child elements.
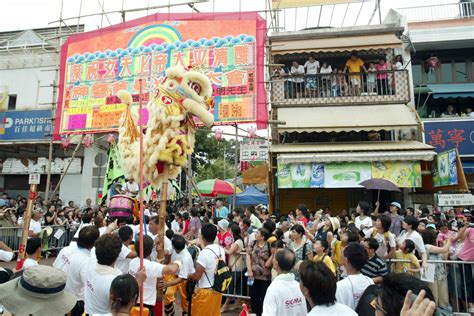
<box><xmin>192</xmin><ymin>128</ymin><xmax>239</xmax><ymax>181</ymax></box>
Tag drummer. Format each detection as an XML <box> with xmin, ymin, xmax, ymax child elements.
<box><xmin>124</xmin><ymin>178</ymin><xmax>139</xmax><ymax>198</ymax></box>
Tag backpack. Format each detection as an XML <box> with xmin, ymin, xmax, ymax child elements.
<box><xmin>204</xmin><ymin>247</ymin><xmax>232</xmax><ymax>293</ymax></box>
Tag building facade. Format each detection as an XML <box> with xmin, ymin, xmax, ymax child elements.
<box><xmin>269</xmin><ymin>10</ymin><xmax>436</xmax><ymax>214</ymax></box>
<box><xmin>0</xmin><ymin>25</ymin><xmax>108</xmax><ymax>206</ymax></box>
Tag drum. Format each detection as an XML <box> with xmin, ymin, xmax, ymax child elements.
<box><xmin>108</xmin><ymin>195</ymin><xmax>135</xmax><ymax>218</ymax></box>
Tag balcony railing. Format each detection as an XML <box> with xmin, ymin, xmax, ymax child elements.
<box><xmin>271</xmin><ymin>70</ymin><xmax>410</xmax><ymax>106</ymax></box>
<box><xmin>397</xmin><ymin>2</ymin><xmax>474</xmax><ymax>22</ymax></box>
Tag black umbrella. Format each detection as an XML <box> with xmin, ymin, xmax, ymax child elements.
<box><xmin>359</xmin><ymin>178</ymin><xmax>401</xmax><ymax>202</ymax></box>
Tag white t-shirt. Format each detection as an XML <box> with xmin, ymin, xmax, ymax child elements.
<box><xmin>304</xmin><ymin>60</ymin><xmax>320</xmax><ymax>75</ymax></box>
<box><xmin>65</xmin><ymin>247</ymin><xmax>92</xmax><ymax>300</ymax></box>
<box><xmin>171</xmin><ymin>248</ymin><xmax>195</xmax><ymax>279</ymax></box>
<box><xmin>262</xmin><ymin>273</ymin><xmax>307</xmax><ymax>316</ymax></box>
<box><xmin>320</xmin><ymin>65</ymin><xmax>333</xmax><ymax>74</ymax></box>
<box><xmin>335</xmin><ymin>274</ymin><xmax>374</xmax><ymax>310</ymax></box>
<box><xmin>53</xmin><ymin>244</ymin><xmax>78</xmax><ymax>272</ymax></box>
<box><xmin>0</xmin><ymin>249</ymin><xmax>14</xmax><ymax>262</ymax></box>
<box><xmin>84</xmin><ymin>263</ymin><xmax>122</xmax><ymax>314</ymax></box>
<box><xmin>129</xmin><ymin>257</ymin><xmax>164</xmax><ymax>305</ymax></box>
<box><xmin>29</xmin><ymin>219</ymin><xmax>41</xmax><ymax>235</ymax></box>
<box><xmin>171</xmin><ymin>220</ymin><xmax>181</xmax><ymax>233</ymax></box>
<box><xmin>397</xmin><ymin>230</ymin><xmax>426</xmax><ymax>254</ymax></box>
<box><xmin>307</xmin><ymin>303</ymin><xmax>358</xmax><ymax>315</ymax></box>
<box><xmin>124</xmin><ymin>181</ymin><xmax>139</xmax><ymax>197</ymax></box>
<box><xmin>115</xmin><ymin>244</ymin><xmax>132</xmax><ymax>274</ymax></box>
<box><xmin>23</xmin><ymin>258</ymin><xmax>38</xmax><ymax>269</ymax></box>
<box><xmin>147</xmin><ymin>231</ymin><xmax>173</xmax><ymax>261</ymax></box>
<box><xmin>355</xmin><ymin>216</ymin><xmax>373</xmax><ymax>236</ymax></box>
<box><xmin>70</xmin><ymin>222</ymin><xmax>92</xmax><ymax>246</ymax></box>
<box><xmin>99</xmin><ymin>226</ymin><xmax>107</xmax><ymax>236</ymax></box>
<box><xmin>196</xmin><ymin>244</ymin><xmax>225</xmax><ymax>289</ymax></box>
<box><xmin>290</xmin><ymin>65</ymin><xmax>305</xmax><ymax>83</ymax></box>
<box><xmin>365</xmin><ymin>228</ymin><xmax>396</xmax><ymax>258</ymax></box>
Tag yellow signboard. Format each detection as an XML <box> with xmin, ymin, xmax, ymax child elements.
<box><xmin>371</xmin><ymin>161</ymin><xmax>422</xmax><ymax>188</ymax></box>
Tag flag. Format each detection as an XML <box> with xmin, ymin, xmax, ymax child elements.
<box><xmin>100</xmin><ymin>144</ymin><xmax>125</xmax><ymax>205</ymax></box>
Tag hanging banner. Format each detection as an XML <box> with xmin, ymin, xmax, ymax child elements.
<box><xmin>372</xmin><ymin>161</ymin><xmax>422</xmax><ymax>188</ymax></box>
<box><xmin>324</xmin><ymin>162</ymin><xmax>371</xmax><ymax>188</ymax></box>
<box><xmin>432</xmin><ymin>148</ymin><xmax>458</xmax><ymax>187</ymax></box>
<box><xmin>272</xmin><ymin>0</ymin><xmax>366</xmax><ymax>9</ymax></box>
<box><xmin>55</xmin><ymin>12</ymin><xmax>267</xmax><ymax>136</ymax></box>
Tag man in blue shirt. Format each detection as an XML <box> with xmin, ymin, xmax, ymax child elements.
<box><xmin>215</xmin><ymin>199</ymin><xmax>229</xmax><ymax>219</ymax></box>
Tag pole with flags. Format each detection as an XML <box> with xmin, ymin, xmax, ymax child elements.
<box><xmin>138</xmin><ymin>79</ymin><xmax>145</xmax><ymax>315</ymax></box>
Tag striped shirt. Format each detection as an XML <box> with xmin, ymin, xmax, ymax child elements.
<box><xmin>361</xmin><ymin>254</ymin><xmax>388</xmax><ymax>278</ymax></box>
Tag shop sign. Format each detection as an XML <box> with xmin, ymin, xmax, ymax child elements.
<box><xmin>372</xmin><ymin>161</ymin><xmax>422</xmax><ymax>188</ymax></box>
<box><xmin>432</xmin><ymin>148</ymin><xmax>458</xmax><ymax>187</ymax></box>
<box><xmin>437</xmin><ymin>194</ymin><xmax>474</xmax><ymax>206</ymax></box>
<box><xmin>0</xmin><ymin>110</ymin><xmax>51</xmax><ymax>141</ymax></box>
<box><xmin>424</xmin><ymin>119</ymin><xmax>474</xmax><ymax>157</ymax></box>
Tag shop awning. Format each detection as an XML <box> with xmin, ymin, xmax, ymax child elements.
<box><xmin>270</xmin><ymin>25</ymin><xmax>403</xmax><ymax>54</ymax></box>
<box><xmin>462</xmin><ymin>160</ymin><xmax>474</xmax><ymax>175</ymax></box>
<box><xmin>277</xmin><ymin>104</ymin><xmax>419</xmax><ymax>133</ymax></box>
<box><xmin>273</xmin><ymin>141</ymin><xmax>436</xmax><ymax>163</ymax></box>
<box><xmin>427</xmin><ymin>84</ymin><xmax>474</xmax><ymax>99</ymax></box>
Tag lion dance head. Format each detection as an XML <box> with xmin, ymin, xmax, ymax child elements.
<box><xmin>117</xmin><ymin>66</ymin><xmax>214</xmax><ymax>188</ymax></box>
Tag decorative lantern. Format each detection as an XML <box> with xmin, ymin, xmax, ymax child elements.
<box><xmin>82</xmin><ymin>134</ymin><xmax>94</xmax><ymax>148</ymax></box>
<box><xmin>214</xmin><ymin>128</ymin><xmax>223</xmax><ymax>141</ymax></box>
<box><xmin>247</xmin><ymin>126</ymin><xmax>257</xmax><ymax>138</ymax></box>
<box><xmin>60</xmin><ymin>135</ymin><xmax>71</xmax><ymax>149</ymax></box>
<box><xmin>107</xmin><ymin>133</ymin><xmax>117</xmax><ymax>144</ymax></box>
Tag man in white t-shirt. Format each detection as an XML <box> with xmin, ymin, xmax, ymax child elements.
<box><xmin>147</xmin><ymin>216</ymin><xmax>173</xmax><ymax>261</ymax></box>
<box><xmin>304</xmin><ymin>56</ymin><xmax>320</xmax><ymax>97</ymax></box>
<box><xmin>124</xmin><ymin>178</ymin><xmax>139</xmax><ymax>198</ymax></box>
<box><xmin>53</xmin><ymin>243</ymin><xmax>77</xmax><ymax>272</ymax></box>
<box><xmin>128</xmin><ymin>235</ymin><xmax>181</xmax><ymax>312</ymax></box>
<box><xmin>28</xmin><ymin>210</ymin><xmax>43</xmax><ymax>238</ymax></box>
<box><xmin>65</xmin><ymin>226</ymin><xmax>100</xmax><ymax>316</ymax></box>
<box><xmin>115</xmin><ymin>226</ymin><xmax>137</xmax><ymax>274</ymax></box>
<box><xmin>336</xmin><ymin>243</ymin><xmax>374</xmax><ymax>310</ymax></box>
<box><xmin>0</xmin><ymin>241</ymin><xmax>14</xmax><ymax>262</ymax></box>
<box><xmin>22</xmin><ymin>237</ymin><xmax>42</xmax><ymax>269</ymax></box>
<box><xmin>188</xmin><ymin>223</ymin><xmax>226</xmax><ymax>316</ymax></box>
<box><xmin>163</xmin><ymin>235</ymin><xmax>196</xmax><ymax>315</ymax></box>
<box><xmin>262</xmin><ymin>248</ymin><xmax>307</xmax><ymax>316</ymax></box>
<box><xmin>289</xmin><ymin>61</ymin><xmax>305</xmax><ymax>98</ymax></box>
<box><xmin>70</xmin><ymin>212</ymin><xmax>93</xmax><ymax>246</ymax></box>
<box><xmin>84</xmin><ymin>234</ymin><xmax>123</xmax><ymax>314</ymax></box>
<box><xmin>300</xmin><ymin>260</ymin><xmax>357</xmax><ymax>315</ymax></box>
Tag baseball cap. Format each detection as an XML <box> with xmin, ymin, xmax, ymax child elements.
<box><xmin>390</xmin><ymin>202</ymin><xmax>401</xmax><ymax>209</ymax></box>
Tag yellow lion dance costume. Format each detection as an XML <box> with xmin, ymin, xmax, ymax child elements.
<box><xmin>117</xmin><ymin>66</ymin><xmax>214</xmax><ymax>187</ymax></box>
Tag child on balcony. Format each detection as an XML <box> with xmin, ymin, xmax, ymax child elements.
<box><xmin>367</xmin><ymin>63</ymin><xmax>377</xmax><ymax>95</ymax></box>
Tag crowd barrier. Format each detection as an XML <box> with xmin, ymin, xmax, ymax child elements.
<box><xmin>0</xmin><ymin>224</ymin><xmax>79</xmax><ymax>253</ymax></box>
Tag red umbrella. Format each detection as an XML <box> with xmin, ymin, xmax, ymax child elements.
<box><xmin>196</xmin><ymin>179</ymin><xmax>241</xmax><ymax>197</ymax></box>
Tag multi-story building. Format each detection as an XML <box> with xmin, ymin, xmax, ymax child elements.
<box><xmin>0</xmin><ymin>25</ymin><xmax>108</xmax><ymax>205</ymax></box>
<box><xmin>268</xmin><ymin>10</ymin><xmax>436</xmax><ymax>214</ymax></box>
<box><xmin>398</xmin><ymin>2</ymin><xmax>474</xmax><ymax>205</ymax></box>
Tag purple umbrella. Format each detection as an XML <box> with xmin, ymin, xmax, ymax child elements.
<box><xmin>359</xmin><ymin>178</ymin><xmax>400</xmax><ymax>202</ymax></box>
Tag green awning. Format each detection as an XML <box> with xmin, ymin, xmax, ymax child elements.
<box><xmin>414</xmin><ymin>86</ymin><xmax>431</xmax><ymax>94</ymax></box>
<box><xmin>428</xmin><ymin>84</ymin><xmax>474</xmax><ymax>99</ymax></box>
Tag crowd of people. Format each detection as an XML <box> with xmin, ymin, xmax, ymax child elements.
<box><xmin>273</xmin><ymin>51</ymin><xmax>404</xmax><ymax>98</ymax></box>
<box><xmin>1</xmin><ymin>191</ymin><xmax>473</xmax><ymax>316</ymax></box>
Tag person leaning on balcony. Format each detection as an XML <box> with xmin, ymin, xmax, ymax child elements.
<box><xmin>304</xmin><ymin>56</ymin><xmax>320</xmax><ymax>97</ymax></box>
<box><xmin>290</xmin><ymin>61</ymin><xmax>305</xmax><ymax>99</ymax></box>
<box><xmin>343</xmin><ymin>51</ymin><xmax>367</xmax><ymax>96</ymax></box>
<box><xmin>441</xmin><ymin>105</ymin><xmax>459</xmax><ymax>117</ymax></box>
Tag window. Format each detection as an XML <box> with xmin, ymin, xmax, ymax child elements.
<box><xmin>412</xmin><ymin>65</ymin><xmax>422</xmax><ymax>85</ymax></box>
<box><xmin>7</xmin><ymin>94</ymin><xmax>16</xmax><ymax>110</ymax></box>
<box><xmin>440</xmin><ymin>63</ymin><xmax>452</xmax><ymax>83</ymax></box>
<box><xmin>454</xmin><ymin>62</ymin><xmax>468</xmax><ymax>82</ymax></box>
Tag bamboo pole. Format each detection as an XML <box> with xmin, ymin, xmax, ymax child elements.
<box><xmin>15</xmin><ymin>184</ymin><xmax>37</xmax><ymax>270</ymax></box>
<box><xmin>233</xmin><ymin>124</ymin><xmax>238</xmax><ymax>210</ymax></box>
<box><xmin>138</xmin><ymin>79</ymin><xmax>145</xmax><ymax>316</ymax></box>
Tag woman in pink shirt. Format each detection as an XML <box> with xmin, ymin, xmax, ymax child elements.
<box><xmin>375</xmin><ymin>58</ymin><xmax>390</xmax><ymax>95</ymax></box>
<box><xmin>457</xmin><ymin>225</ymin><xmax>474</xmax><ymax>311</ymax></box>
